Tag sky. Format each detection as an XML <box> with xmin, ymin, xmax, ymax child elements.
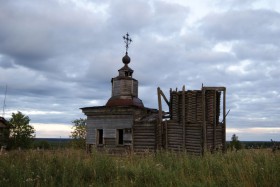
<box><xmin>0</xmin><ymin>0</ymin><xmax>279</xmax><ymax>141</ymax></box>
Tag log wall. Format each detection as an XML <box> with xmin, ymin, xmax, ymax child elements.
<box><xmin>166</xmin><ymin>87</ymin><xmax>226</xmax><ymax>154</ymax></box>
<box><xmin>133</xmin><ymin>121</ymin><xmax>156</xmax><ymax>153</ymax></box>
<box><xmin>171</xmin><ymin>90</ymin><xmax>221</xmax><ymax>124</ymax></box>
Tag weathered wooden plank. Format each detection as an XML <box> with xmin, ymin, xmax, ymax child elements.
<box><xmin>134</xmin><ymin>143</ymin><xmax>155</xmax><ymax>147</ymax></box>
<box><xmin>167</xmin><ymin>129</ymin><xmax>183</xmax><ymax>133</ymax></box>
<box><xmin>87</xmin><ymin>115</ymin><xmax>133</xmax><ymax>129</ymax></box>
<box><xmin>186</xmin><ymin>131</ymin><xmax>202</xmax><ymax>136</ymax></box>
<box><xmin>185</xmin><ymin>145</ymin><xmax>202</xmax><ymax>149</ymax></box>
<box><xmin>133</xmin><ymin>133</ymin><xmax>156</xmax><ymax>137</ymax></box>
<box><xmin>133</xmin><ymin>146</ymin><xmax>156</xmax><ymax>149</ymax></box>
<box><xmin>104</xmin><ymin>138</ymin><xmax>115</xmax><ymax>145</ymax></box>
<box><xmin>185</xmin><ymin>139</ymin><xmax>202</xmax><ymax>143</ymax></box>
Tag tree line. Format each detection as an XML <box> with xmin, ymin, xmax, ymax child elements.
<box><xmin>3</xmin><ymin>111</ymin><xmax>277</xmax><ymax>151</ymax></box>
<box><xmin>2</xmin><ymin>111</ymin><xmax>86</xmax><ymax>150</ymax></box>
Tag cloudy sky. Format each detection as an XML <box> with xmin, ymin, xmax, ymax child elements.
<box><xmin>0</xmin><ymin>0</ymin><xmax>279</xmax><ymax>141</ymax></box>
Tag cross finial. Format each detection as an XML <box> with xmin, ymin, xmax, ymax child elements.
<box><xmin>123</xmin><ymin>32</ymin><xmax>132</xmax><ymax>54</ymax></box>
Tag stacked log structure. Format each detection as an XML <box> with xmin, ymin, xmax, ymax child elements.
<box><xmin>164</xmin><ymin>86</ymin><xmax>226</xmax><ymax>155</ymax></box>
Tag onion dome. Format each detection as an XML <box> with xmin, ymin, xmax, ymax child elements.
<box><xmin>122</xmin><ymin>52</ymin><xmax>131</xmax><ymax>65</ymax></box>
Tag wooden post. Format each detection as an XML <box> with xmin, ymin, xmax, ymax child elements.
<box><xmin>160</xmin><ymin>90</ymin><xmax>170</xmax><ymax>108</ymax></box>
<box><xmin>182</xmin><ymin>85</ymin><xmax>186</xmax><ymax>150</ymax></box>
<box><xmin>157</xmin><ymin>87</ymin><xmax>163</xmax><ymax>123</ymax></box>
<box><xmin>202</xmin><ymin>87</ymin><xmax>206</xmax><ymax>154</ymax></box>
<box><xmin>132</xmin><ymin>119</ymin><xmax>134</xmax><ymax>153</ymax></box>
<box><xmin>165</xmin><ymin>121</ymin><xmax>168</xmax><ymax>149</ymax></box>
<box><xmin>170</xmin><ymin>88</ymin><xmax>172</xmax><ymax>119</ymax></box>
<box><xmin>223</xmin><ymin>88</ymin><xmax>226</xmax><ymax>152</ymax></box>
<box><xmin>213</xmin><ymin>91</ymin><xmax>217</xmax><ymax>151</ymax></box>
<box><xmin>157</xmin><ymin>87</ymin><xmax>162</xmax><ymax>150</ymax></box>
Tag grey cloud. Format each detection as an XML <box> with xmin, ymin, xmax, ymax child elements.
<box><xmin>200</xmin><ymin>9</ymin><xmax>280</xmax><ymax>44</ymax></box>
<box><xmin>215</xmin><ymin>0</ymin><xmax>253</xmax><ymax>9</ymax></box>
<box><xmin>232</xmin><ymin>42</ymin><xmax>280</xmax><ymax>61</ymax></box>
<box><xmin>0</xmin><ymin>0</ymin><xmax>108</xmax><ymax>71</ymax></box>
<box><xmin>0</xmin><ymin>55</ymin><xmax>15</xmax><ymax>68</ymax></box>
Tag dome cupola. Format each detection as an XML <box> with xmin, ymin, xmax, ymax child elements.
<box><xmin>106</xmin><ymin>33</ymin><xmax>144</xmax><ymax>107</ymax></box>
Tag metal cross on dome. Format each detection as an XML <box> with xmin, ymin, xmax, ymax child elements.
<box><xmin>123</xmin><ymin>32</ymin><xmax>132</xmax><ymax>54</ymax></box>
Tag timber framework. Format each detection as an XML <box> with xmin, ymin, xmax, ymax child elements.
<box><xmin>157</xmin><ymin>86</ymin><xmax>226</xmax><ymax>154</ymax></box>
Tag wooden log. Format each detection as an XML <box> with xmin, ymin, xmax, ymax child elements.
<box><xmin>168</xmin><ymin>141</ymin><xmax>183</xmax><ymax>144</ymax></box>
<box><xmin>185</xmin><ymin>138</ymin><xmax>202</xmax><ymax>143</ymax></box>
<box><xmin>186</xmin><ymin>130</ymin><xmax>202</xmax><ymax>135</ymax></box>
<box><xmin>202</xmin><ymin>88</ymin><xmax>206</xmax><ymax>154</ymax></box>
<box><xmin>223</xmin><ymin>88</ymin><xmax>226</xmax><ymax>152</ymax></box>
<box><xmin>186</xmin><ymin>146</ymin><xmax>202</xmax><ymax>150</ymax></box>
<box><xmin>182</xmin><ymin>86</ymin><xmax>186</xmax><ymax>150</ymax></box>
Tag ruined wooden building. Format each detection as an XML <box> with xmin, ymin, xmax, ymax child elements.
<box><xmin>81</xmin><ymin>34</ymin><xmax>226</xmax><ymax>154</ymax></box>
<box><xmin>0</xmin><ymin>117</ymin><xmax>10</xmax><ymax>147</ymax></box>
<box><xmin>158</xmin><ymin>86</ymin><xmax>226</xmax><ymax>154</ymax></box>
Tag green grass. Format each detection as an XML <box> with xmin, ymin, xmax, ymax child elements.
<box><xmin>0</xmin><ymin>149</ymin><xmax>279</xmax><ymax>186</ymax></box>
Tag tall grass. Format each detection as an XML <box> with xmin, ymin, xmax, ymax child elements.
<box><xmin>0</xmin><ymin>149</ymin><xmax>279</xmax><ymax>186</ymax></box>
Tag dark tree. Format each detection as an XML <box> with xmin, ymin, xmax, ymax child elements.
<box><xmin>9</xmin><ymin>111</ymin><xmax>35</xmax><ymax>149</ymax></box>
<box><xmin>230</xmin><ymin>134</ymin><xmax>242</xmax><ymax>151</ymax></box>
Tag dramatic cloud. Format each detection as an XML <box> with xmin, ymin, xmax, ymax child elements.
<box><xmin>0</xmin><ymin>0</ymin><xmax>279</xmax><ymax>140</ymax></box>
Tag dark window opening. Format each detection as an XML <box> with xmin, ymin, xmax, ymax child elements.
<box><xmin>117</xmin><ymin>129</ymin><xmax>124</xmax><ymax>145</ymax></box>
<box><xmin>97</xmin><ymin>129</ymin><xmax>103</xmax><ymax>144</ymax></box>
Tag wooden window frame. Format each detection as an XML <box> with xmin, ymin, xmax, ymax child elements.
<box><xmin>96</xmin><ymin>129</ymin><xmax>103</xmax><ymax>145</ymax></box>
<box><xmin>116</xmin><ymin>129</ymin><xmax>124</xmax><ymax>145</ymax></box>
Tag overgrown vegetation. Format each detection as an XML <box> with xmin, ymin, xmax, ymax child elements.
<box><xmin>0</xmin><ymin>149</ymin><xmax>279</xmax><ymax>186</ymax></box>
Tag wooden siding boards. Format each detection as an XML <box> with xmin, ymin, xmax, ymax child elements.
<box><xmin>82</xmin><ymin>105</ymin><xmax>159</xmax><ymax>153</ymax></box>
<box><xmin>133</xmin><ymin>81</ymin><xmax>138</xmax><ymax>97</ymax></box>
<box><xmin>133</xmin><ymin>121</ymin><xmax>156</xmax><ymax>153</ymax></box>
<box><xmin>87</xmin><ymin>115</ymin><xmax>133</xmax><ymax>129</ymax></box>
<box><xmin>86</xmin><ymin>125</ymin><xmax>95</xmax><ymax>144</ymax></box>
<box><xmin>86</xmin><ymin>115</ymin><xmax>133</xmax><ymax>145</ymax></box>
<box><xmin>112</xmin><ymin>79</ymin><xmax>138</xmax><ymax>97</ymax></box>
<box><xmin>112</xmin><ymin>80</ymin><xmax>121</xmax><ymax>96</ymax></box>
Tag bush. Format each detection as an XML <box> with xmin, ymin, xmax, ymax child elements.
<box><xmin>32</xmin><ymin>140</ymin><xmax>51</xmax><ymax>149</ymax></box>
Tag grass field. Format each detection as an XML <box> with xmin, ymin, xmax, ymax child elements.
<box><xmin>0</xmin><ymin>149</ymin><xmax>279</xmax><ymax>186</ymax></box>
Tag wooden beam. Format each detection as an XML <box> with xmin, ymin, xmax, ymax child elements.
<box><xmin>160</xmin><ymin>90</ymin><xmax>170</xmax><ymax>107</ymax></box>
<box><xmin>223</xmin><ymin>88</ymin><xmax>226</xmax><ymax>153</ymax></box>
<box><xmin>157</xmin><ymin>87</ymin><xmax>162</xmax><ymax>150</ymax></box>
<box><xmin>165</xmin><ymin>121</ymin><xmax>168</xmax><ymax>149</ymax></box>
<box><xmin>157</xmin><ymin>87</ymin><xmax>163</xmax><ymax>124</ymax></box>
<box><xmin>213</xmin><ymin>91</ymin><xmax>217</xmax><ymax>151</ymax></box>
<box><xmin>202</xmin><ymin>87</ymin><xmax>226</xmax><ymax>91</ymax></box>
<box><xmin>202</xmin><ymin>87</ymin><xmax>206</xmax><ymax>154</ymax></box>
<box><xmin>182</xmin><ymin>85</ymin><xmax>186</xmax><ymax>150</ymax></box>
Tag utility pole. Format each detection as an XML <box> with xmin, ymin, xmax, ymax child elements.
<box><xmin>2</xmin><ymin>85</ymin><xmax>7</xmax><ymax>117</ymax></box>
